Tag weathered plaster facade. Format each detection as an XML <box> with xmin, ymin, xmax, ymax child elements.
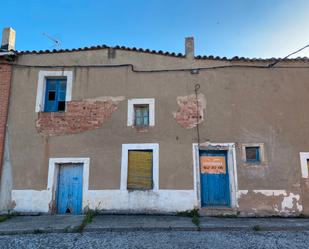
<box><xmin>3</xmin><ymin>39</ymin><xmax>309</xmax><ymax>216</ymax></box>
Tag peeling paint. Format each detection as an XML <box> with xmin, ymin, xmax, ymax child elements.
<box><xmin>237</xmin><ymin>190</ymin><xmax>303</xmax><ymax>215</ymax></box>
<box><xmin>36</xmin><ymin>96</ymin><xmax>124</xmax><ymax>136</ymax></box>
<box><xmin>281</xmin><ymin>192</ymin><xmax>302</xmax><ymax>212</ymax></box>
<box><xmin>237</xmin><ymin>190</ymin><xmax>248</xmax><ymax>198</ymax></box>
<box><xmin>173</xmin><ymin>94</ymin><xmax>206</xmax><ymax>129</ymax></box>
<box><xmin>253</xmin><ymin>190</ymin><xmax>287</xmax><ymax>196</ymax></box>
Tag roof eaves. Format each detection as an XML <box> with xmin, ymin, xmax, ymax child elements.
<box><xmin>16</xmin><ymin>45</ymin><xmax>186</xmax><ymax>58</ymax></box>
<box><xmin>194</xmin><ymin>54</ymin><xmax>309</xmax><ymax>62</ymax></box>
<box><xmin>13</xmin><ymin>45</ymin><xmax>309</xmax><ymax>62</ymax></box>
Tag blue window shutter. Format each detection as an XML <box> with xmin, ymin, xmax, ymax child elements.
<box><xmin>44</xmin><ymin>79</ymin><xmax>57</xmax><ymax>112</ymax></box>
<box><xmin>58</xmin><ymin>80</ymin><xmax>67</xmax><ymax>101</ymax></box>
<box><xmin>44</xmin><ymin>79</ymin><xmax>67</xmax><ymax>112</ymax></box>
<box><xmin>56</xmin><ymin>79</ymin><xmax>67</xmax><ymax>112</ymax></box>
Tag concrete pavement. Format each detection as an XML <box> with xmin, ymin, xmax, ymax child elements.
<box><xmin>85</xmin><ymin>215</ymin><xmax>196</xmax><ymax>232</ymax></box>
<box><xmin>0</xmin><ymin>215</ymin><xmax>84</xmax><ymax>235</ymax></box>
<box><xmin>1</xmin><ymin>214</ymin><xmax>309</xmax><ymax>235</ymax></box>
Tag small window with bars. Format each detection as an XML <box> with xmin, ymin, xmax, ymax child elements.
<box><xmin>134</xmin><ymin>104</ymin><xmax>149</xmax><ymax>127</ymax></box>
<box><xmin>245</xmin><ymin>146</ymin><xmax>260</xmax><ymax>163</ymax></box>
<box><xmin>44</xmin><ymin>78</ymin><xmax>67</xmax><ymax>112</ymax></box>
<box><xmin>127</xmin><ymin>150</ymin><xmax>153</xmax><ymax>190</ymax></box>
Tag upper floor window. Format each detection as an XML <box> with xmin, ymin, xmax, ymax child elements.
<box><xmin>134</xmin><ymin>104</ymin><xmax>149</xmax><ymax>127</ymax></box>
<box><xmin>35</xmin><ymin>71</ymin><xmax>73</xmax><ymax>113</ymax></box>
<box><xmin>127</xmin><ymin>98</ymin><xmax>155</xmax><ymax>127</ymax></box>
<box><xmin>44</xmin><ymin>79</ymin><xmax>67</xmax><ymax>112</ymax></box>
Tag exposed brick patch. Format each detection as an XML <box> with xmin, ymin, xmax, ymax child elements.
<box><xmin>0</xmin><ymin>61</ymin><xmax>12</xmax><ymax>178</ymax></box>
<box><xmin>36</xmin><ymin>96</ymin><xmax>124</xmax><ymax>136</ymax></box>
<box><xmin>173</xmin><ymin>94</ymin><xmax>206</xmax><ymax>129</ymax></box>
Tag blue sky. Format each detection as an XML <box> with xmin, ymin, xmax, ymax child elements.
<box><xmin>1</xmin><ymin>0</ymin><xmax>309</xmax><ymax>58</ymax></box>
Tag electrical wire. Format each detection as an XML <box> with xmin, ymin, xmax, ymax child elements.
<box><xmin>1</xmin><ymin>62</ymin><xmax>309</xmax><ymax>73</ymax></box>
<box><xmin>268</xmin><ymin>44</ymin><xmax>309</xmax><ymax>68</ymax></box>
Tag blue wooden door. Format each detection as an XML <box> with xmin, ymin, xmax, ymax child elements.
<box><xmin>57</xmin><ymin>164</ymin><xmax>83</xmax><ymax>214</ymax></box>
<box><xmin>200</xmin><ymin>150</ymin><xmax>230</xmax><ymax>207</ymax></box>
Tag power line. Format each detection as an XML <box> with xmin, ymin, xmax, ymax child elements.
<box><xmin>268</xmin><ymin>44</ymin><xmax>309</xmax><ymax>68</ymax></box>
<box><xmin>2</xmin><ymin>62</ymin><xmax>309</xmax><ymax>72</ymax></box>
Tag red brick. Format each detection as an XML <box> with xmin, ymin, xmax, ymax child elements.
<box><xmin>0</xmin><ymin>59</ymin><xmax>12</xmax><ymax>177</ymax></box>
<box><xmin>36</xmin><ymin>100</ymin><xmax>120</xmax><ymax>136</ymax></box>
<box><xmin>174</xmin><ymin>94</ymin><xmax>205</xmax><ymax>129</ymax></box>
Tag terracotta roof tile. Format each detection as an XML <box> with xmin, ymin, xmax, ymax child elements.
<box><xmin>14</xmin><ymin>45</ymin><xmax>309</xmax><ymax>62</ymax></box>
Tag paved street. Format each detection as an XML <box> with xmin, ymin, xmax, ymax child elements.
<box><xmin>0</xmin><ymin>231</ymin><xmax>308</xmax><ymax>249</ymax></box>
<box><xmin>2</xmin><ymin>215</ymin><xmax>309</xmax><ymax>235</ymax></box>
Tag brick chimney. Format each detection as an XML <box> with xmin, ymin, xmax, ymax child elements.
<box><xmin>1</xmin><ymin>27</ymin><xmax>16</xmax><ymax>51</ymax></box>
<box><xmin>185</xmin><ymin>37</ymin><xmax>194</xmax><ymax>59</ymax></box>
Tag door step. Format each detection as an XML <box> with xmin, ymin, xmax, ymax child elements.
<box><xmin>199</xmin><ymin>207</ymin><xmax>237</xmax><ymax>217</ymax></box>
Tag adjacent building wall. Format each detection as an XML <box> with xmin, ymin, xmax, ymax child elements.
<box><xmin>7</xmin><ymin>48</ymin><xmax>309</xmax><ymax>215</ymax></box>
<box><xmin>0</xmin><ymin>58</ymin><xmax>13</xmax><ymax>211</ymax></box>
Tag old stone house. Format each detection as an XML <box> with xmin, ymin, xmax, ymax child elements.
<box><xmin>1</xmin><ymin>27</ymin><xmax>309</xmax><ymax>216</ymax></box>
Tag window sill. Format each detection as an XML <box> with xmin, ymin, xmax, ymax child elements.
<box><xmin>127</xmin><ymin>188</ymin><xmax>153</xmax><ymax>192</ymax></box>
<box><xmin>133</xmin><ymin>125</ymin><xmax>150</xmax><ymax>132</ymax></box>
<box><xmin>40</xmin><ymin>111</ymin><xmax>66</xmax><ymax>114</ymax></box>
<box><xmin>243</xmin><ymin>161</ymin><xmax>266</xmax><ymax>167</ymax></box>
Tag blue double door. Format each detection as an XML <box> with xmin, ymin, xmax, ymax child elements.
<box><xmin>56</xmin><ymin>164</ymin><xmax>83</xmax><ymax>215</ymax></box>
<box><xmin>200</xmin><ymin>150</ymin><xmax>230</xmax><ymax>207</ymax></box>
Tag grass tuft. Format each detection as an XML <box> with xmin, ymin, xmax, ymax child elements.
<box><xmin>177</xmin><ymin>209</ymin><xmax>201</xmax><ymax>231</ymax></box>
<box><xmin>176</xmin><ymin>209</ymin><xmax>199</xmax><ymax>218</ymax></box>
<box><xmin>0</xmin><ymin>216</ymin><xmax>8</xmax><ymax>222</ymax></box>
<box><xmin>75</xmin><ymin>209</ymin><xmax>96</xmax><ymax>233</ymax></box>
<box><xmin>0</xmin><ymin>212</ymin><xmax>16</xmax><ymax>223</ymax></box>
